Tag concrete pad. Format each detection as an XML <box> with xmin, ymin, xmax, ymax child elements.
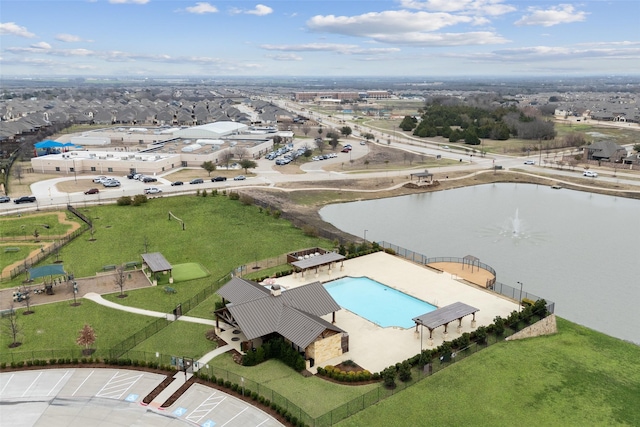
<box><xmin>275</xmin><ymin>252</ymin><xmax>519</xmax><ymax>373</ymax></box>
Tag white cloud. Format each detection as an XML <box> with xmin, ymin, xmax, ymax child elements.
<box><xmin>56</xmin><ymin>33</ymin><xmax>83</xmax><ymax>43</ymax></box>
<box><xmin>185</xmin><ymin>2</ymin><xmax>218</xmax><ymax>14</ymax></box>
<box><xmin>266</xmin><ymin>53</ymin><xmax>302</xmax><ymax>61</ymax></box>
<box><xmin>375</xmin><ymin>31</ymin><xmax>507</xmax><ymax>46</ymax></box>
<box><xmin>247</xmin><ymin>4</ymin><xmax>273</xmax><ymax>16</ymax></box>
<box><xmin>31</xmin><ymin>42</ymin><xmax>51</xmax><ymax>50</ymax></box>
<box><xmin>454</xmin><ymin>45</ymin><xmax>640</xmax><ymax>63</ymax></box>
<box><xmin>399</xmin><ymin>0</ymin><xmax>516</xmax><ymax>16</ymax></box>
<box><xmin>0</xmin><ymin>22</ymin><xmax>36</xmax><ymax>38</ymax></box>
<box><xmin>109</xmin><ymin>0</ymin><xmax>150</xmax><ymax>4</ymax></box>
<box><xmin>230</xmin><ymin>4</ymin><xmax>273</xmax><ymax>16</ymax></box>
<box><xmin>515</xmin><ymin>4</ymin><xmax>588</xmax><ymax>27</ymax></box>
<box><xmin>260</xmin><ymin>43</ymin><xmax>401</xmax><ymax>55</ymax></box>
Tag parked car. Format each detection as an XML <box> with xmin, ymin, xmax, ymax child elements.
<box><xmin>212</xmin><ymin>176</ymin><xmax>227</xmax><ymax>182</ymax></box>
<box><xmin>524</xmin><ymin>160</ymin><xmax>535</xmax><ymax>165</ymax></box>
<box><xmin>142</xmin><ymin>176</ymin><xmax>157</xmax><ymax>183</ymax></box>
<box><xmin>84</xmin><ymin>188</ymin><xmax>100</xmax><ymax>195</ymax></box>
<box><xmin>360</xmin><ymin>141</ymin><xmax>366</xmax><ymax>145</ymax></box>
<box><xmin>144</xmin><ymin>187</ymin><xmax>162</xmax><ymax>194</ymax></box>
<box><xmin>103</xmin><ymin>180</ymin><xmax>120</xmax><ymax>187</ymax></box>
<box><xmin>171</xmin><ymin>181</ymin><xmax>184</xmax><ymax>186</ymax></box>
<box><xmin>93</xmin><ymin>176</ymin><xmax>107</xmax><ymax>183</ymax></box>
<box><xmin>233</xmin><ymin>175</ymin><xmax>246</xmax><ymax>181</ymax></box>
<box><xmin>0</xmin><ymin>195</ymin><xmax>10</xmax><ymax>203</ymax></box>
<box><xmin>189</xmin><ymin>178</ymin><xmax>203</xmax><ymax>184</ymax></box>
<box><xmin>583</xmin><ymin>170</ymin><xmax>598</xmax><ymax>177</ymax></box>
<box><xmin>341</xmin><ymin>147</ymin><xmax>351</xmax><ymax>153</ymax></box>
<box><xmin>14</xmin><ymin>196</ymin><xmax>36</xmax><ymax>204</ymax></box>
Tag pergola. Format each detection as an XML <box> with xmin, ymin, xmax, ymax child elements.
<box><xmin>462</xmin><ymin>255</ymin><xmax>481</xmax><ymax>272</ymax></box>
<box><xmin>290</xmin><ymin>252</ymin><xmax>345</xmax><ymax>277</ymax></box>
<box><xmin>410</xmin><ymin>170</ymin><xmax>434</xmax><ymax>184</ymax></box>
<box><xmin>413</xmin><ymin>302</ymin><xmax>479</xmax><ymax>344</ymax></box>
<box><xmin>141</xmin><ymin>252</ymin><xmax>173</xmax><ymax>284</ymax></box>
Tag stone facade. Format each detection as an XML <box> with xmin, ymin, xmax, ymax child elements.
<box><xmin>305</xmin><ymin>331</ymin><xmax>343</xmax><ymax>365</ymax></box>
<box><xmin>505</xmin><ymin>314</ymin><xmax>558</xmax><ymax>341</ymax></box>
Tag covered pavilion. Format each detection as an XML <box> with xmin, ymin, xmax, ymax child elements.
<box><xmin>413</xmin><ymin>301</ymin><xmax>479</xmax><ymax>345</ymax></box>
<box><xmin>141</xmin><ymin>252</ymin><xmax>173</xmax><ymax>285</ymax></box>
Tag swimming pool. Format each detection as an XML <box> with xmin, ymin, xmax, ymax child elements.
<box><xmin>324</xmin><ymin>276</ymin><xmax>436</xmax><ymax>328</ymax></box>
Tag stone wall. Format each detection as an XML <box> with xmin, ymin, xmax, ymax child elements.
<box><xmin>306</xmin><ymin>332</ymin><xmax>342</xmax><ymax>365</ymax></box>
<box><xmin>505</xmin><ymin>314</ymin><xmax>557</xmax><ymax>341</ymax></box>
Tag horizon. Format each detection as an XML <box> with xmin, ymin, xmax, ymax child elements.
<box><xmin>1</xmin><ymin>0</ymin><xmax>638</xmax><ymax>78</ymax></box>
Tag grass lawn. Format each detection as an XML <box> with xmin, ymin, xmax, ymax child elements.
<box><xmin>0</xmin><ymin>213</ymin><xmax>77</xmax><ymax>239</ymax></box>
<box><xmin>1</xmin><ymin>245</ymin><xmax>40</xmax><ymax>266</ymax></box>
<box><xmin>0</xmin><ymin>300</ymin><xmax>155</xmax><ymax>363</ymax></box>
<box><xmin>170</xmin><ymin>263</ymin><xmax>210</xmax><ymax>283</ymax></box>
<box><xmin>208</xmin><ymin>352</ymin><xmax>380</xmax><ymax>418</ymax></box>
<box><xmin>126</xmin><ymin>321</ymin><xmax>215</xmax><ymax>360</ymax></box>
<box><xmin>335</xmin><ymin>318</ymin><xmax>640</xmax><ymax>426</ymax></box>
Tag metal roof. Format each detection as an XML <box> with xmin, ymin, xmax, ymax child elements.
<box><xmin>290</xmin><ymin>252</ymin><xmax>345</xmax><ymax>270</ymax></box>
<box><xmin>218</xmin><ymin>278</ymin><xmax>343</xmax><ymax>349</ymax></box>
<box><xmin>141</xmin><ymin>253</ymin><xmax>172</xmax><ymax>273</ymax></box>
<box><xmin>413</xmin><ymin>302</ymin><xmax>479</xmax><ymax>330</ymax></box>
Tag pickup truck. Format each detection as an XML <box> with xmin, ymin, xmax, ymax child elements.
<box><xmin>14</xmin><ymin>196</ymin><xmax>36</xmax><ymax>204</ymax></box>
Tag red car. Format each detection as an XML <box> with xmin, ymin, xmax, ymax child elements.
<box><xmin>84</xmin><ymin>188</ymin><xmax>99</xmax><ymax>195</ymax></box>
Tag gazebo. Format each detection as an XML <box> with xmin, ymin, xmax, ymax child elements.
<box><xmin>290</xmin><ymin>252</ymin><xmax>345</xmax><ymax>278</ymax></box>
<box><xmin>141</xmin><ymin>252</ymin><xmax>173</xmax><ymax>285</ymax></box>
<box><xmin>410</xmin><ymin>170</ymin><xmax>434</xmax><ymax>184</ymax></box>
<box><xmin>413</xmin><ymin>302</ymin><xmax>479</xmax><ymax>346</ymax></box>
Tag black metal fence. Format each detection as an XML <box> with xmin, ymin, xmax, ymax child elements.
<box><xmin>108</xmin><ymin>317</ymin><xmax>172</xmax><ymax>359</ymax></box>
<box><xmin>378</xmin><ymin>241</ymin><xmax>554</xmax><ymax>312</ymax></box>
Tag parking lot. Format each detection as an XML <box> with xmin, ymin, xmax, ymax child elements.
<box><xmin>0</xmin><ymin>369</ymin><xmax>283</xmax><ymax>427</ymax></box>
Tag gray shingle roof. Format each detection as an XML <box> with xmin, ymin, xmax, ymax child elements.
<box><xmin>413</xmin><ymin>302</ymin><xmax>479</xmax><ymax>330</ymax></box>
<box><xmin>217</xmin><ymin>278</ymin><xmax>343</xmax><ymax>349</ymax></box>
<box><xmin>141</xmin><ymin>252</ymin><xmax>172</xmax><ymax>272</ymax></box>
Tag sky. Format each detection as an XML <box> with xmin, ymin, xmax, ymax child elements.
<box><xmin>1</xmin><ymin>0</ymin><xmax>639</xmax><ymax>78</ymax></box>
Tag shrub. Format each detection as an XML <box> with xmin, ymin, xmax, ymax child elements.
<box><xmin>251</xmin><ymin>391</ymin><xmax>258</xmax><ymax>400</ymax></box>
<box><xmin>239</xmin><ymin>194</ymin><xmax>253</xmax><ymax>205</ymax></box>
<box><xmin>196</xmin><ymin>189</ymin><xmax>200</xmax><ymax>196</ymax></box>
<box><xmin>117</xmin><ymin>196</ymin><xmax>132</xmax><ymax>206</ymax></box>
<box><xmin>382</xmin><ymin>367</ymin><xmax>397</xmax><ymax>388</ymax></box>
<box><xmin>224</xmin><ymin>380</ymin><xmax>231</xmax><ymax>389</ymax></box>
<box><xmin>202</xmin><ymin>189</ymin><xmax>208</xmax><ymax>197</ymax></box>
<box><xmin>132</xmin><ymin>194</ymin><xmax>148</xmax><ymax>206</ymax></box>
<box><xmin>302</xmin><ymin>225</ymin><xmax>318</xmax><ymax>237</ymax></box>
<box><xmin>230</xmin><ymin>383</ymin><xmax>238</xmax><ymax>392</ymax></box>
<box><xmin>475</xmin><ymin>326</ymin><xmax>488</xmax><ymax>344</ymax></box>
<box><xmin>217</xmin><ymin>377</ymin><xmax>224</xmax><ymax>386</ymax></box>
<box><xmin>228</xmin><ymin>192</ymin><xmax>240</xmax><ymax>200</ymax></box>
<box><xmin>398</xmin><ymin>361</ymin><xmax>412</xmax><ymax>382</ymax></box>
<box><xmin>272</xmin><ymin>210</ymin><xmax>281</xmax><ymax>219</ymax></box>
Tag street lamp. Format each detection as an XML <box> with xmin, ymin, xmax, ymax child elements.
<box><xmin>364</xmin><ymin>229</ymin><xmax>368</xmax><ymax>243</ymax></box>
<box><xmin>517</xmin><ymin>281</ymin><xmax>523</xmax><ymax>312</ymax></box>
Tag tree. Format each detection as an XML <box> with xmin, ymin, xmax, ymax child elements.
<box><xmin>363</xmin><ymin>132</ymin><xmax>375</xmax><ymax>141</ymax></box>
<box><xmin>315</xmin><ymin>138</ymin><xmax>326</xmax><ymax>153</ymax></box>
<box><xmin>200</xmin><ymin>161</ymin><xmax>216</xmax><ymax>176</ymax></box>
<box><xmin>301</xmin><ymin>124</ymin><xmax>311</xmax><ymax>136</ymax></box>
<box><xmin>76</xmin><ymin>324</ymin><xmax>97</xmax><ymax>354</ymax></box>
<box><xmin>233</xmin><ymin>147</ymin><xmax>249</xmax><ymax>161</ymax></box>
<box><xmin>2</xmin><ymin>303</ymin><xmax>22</xmax><ymax>348</ymax></box>
<box><xmin>634</xmin><ymin>144</ymin><xmax>640</xmax><ymax>153</ymax></box>
<box><xmin>399</xmin><ymin>115</ymin><xmax>417</xmax><ymax>131</ymax></box>
<box><xmin>239</xmin><ymin>159</ymin><xmax>257</xmax><ymax>174</ymax></box>
<box><xmin>329</xmin><ymin>136</ymin><xmax>339</xmax><ymax>151</ymax></box>
<box><xmin>340</xmin><ymin>126</ymin><xmax>352</xmax><ymax>137</ymax></box>
<box><xmin>219</xmin><ymin>150</ymin><xmax>234</xmax><ymax>168</ymax></box>
<box><xmin>13</xmin><ymin>164</ymin><xmax>23</xmax><ymax>184</ymax></box>
<box><xmin>114</xmin><ymin>265</ymin><xmax>127</xmax><ymax>298</ymax></box>
<box><xmin>20</xmin><ymin>284</ymin><xmax>34</xmax><ymax>315</ymax></box>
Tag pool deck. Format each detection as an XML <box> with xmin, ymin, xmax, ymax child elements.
<box><xmin>275</xmin><ymin>251</ymin><xmax>518</xmax><ymax>373</ymax></box>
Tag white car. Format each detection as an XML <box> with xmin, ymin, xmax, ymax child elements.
<box><xmin>144</xmin><ymin>187</ymin><xmax>162</xmax><ymax>194</ymax></box>
<box><xmin>583</xmin><ymin>170</ymin><xmax>598</xmax><ymax>178</ymax></box>
<box><xmin>524</xmin><ymin>160</ymin><xmax>535</xmax><ymax>165</ymax></box>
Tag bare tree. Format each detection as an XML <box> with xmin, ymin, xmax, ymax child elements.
<box><xmin>13</xmin><ymin>164</ymin><xmax>23</xmax><ymax>184</ymax></box>
<box><xmin>114</xmin><ymin>265</ymin><xmax>127</xmax><ymax>298</ymax></box>
<box><xmin>76</xmin><ymin>324</ymin><xmax>97</xmax><ymax>355</ymax></box>
<box><xmin>20</xmin><ymin>284</ymin><xmax>34</xmax><ymax>315</ymax></box>
<box><xmin>301</xmin><ymin>124</ymin><xmax>311</xmax><ymax>136</ymax></box>
<box><xmin>219</xmin><ymin>150</ymin><xmax>234</xmax><ymax>168</ymax></box>
<box><xmin>2</xmin><ymin>303</ymin><xmax>22</xmax><ymax>348</ymax></box>
<box><xmin>233</xmin><ymin>147</ymin><xmax>249</xmax><ymax>161</ymax></box>
<box><xmin>315</xmin><ymin>138</ymin><xmax>326</xmax><ymax>153</ymax></box>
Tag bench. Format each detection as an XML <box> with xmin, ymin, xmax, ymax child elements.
<box><xmin>4</xmin><ymin>247</ymin><xmax>20</xmax><ymax>253</ymax></box>
<box><xmin>164</xmin><ymin>286</ymin><xmax>177</xmax><ymax>294</ymax></box>
<box><xmin>124</xmin><ymin>261</ymin><xmax>140</xmax><ymax>269</ymax></box>
<box><xmin>103</xmin><ymin>265</ymin><xmax>116</xmax><ymax>271</ymax></box>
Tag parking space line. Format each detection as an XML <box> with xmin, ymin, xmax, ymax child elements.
<box><xmin>219</xmin><ymin>406</ymin><xmax>247</xmax><ymax>427</ymax></box>
<box><xmin>48</xmin><ymin>370</ymin><xmax>72</xmax><ymax>396</ymax></box>
<box><xmin>255</xmin><ymin>418</ymin><xmax>271</xmax><ymax>427</ymax></box>
<box><xmin>96</xmin><ymin>372</ymin><xmax>143</xmax><ymax>399</ymax></box>
<box><xmin>22</xmin><ymin>372</ymin><xmax>43</xmax><ymax>397</ymax></box>
<box><xmin>185</xmin><ymin>393</ymin><xmax>225</xmax><ymax>424</ymax></box>
<box><xmin>72</xmin><ymin>370</ymin><xmax>94</xmax><ymax>396</ymax></box>
<box><xmin>0</xmin><ymin>374</ymin><xmax>14</xmax><ymax>395</ymax></box>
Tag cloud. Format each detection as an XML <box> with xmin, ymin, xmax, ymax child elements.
<box><xmin>399</xmin><ymin>0</ymin><xmax>516</xmax><ymax>16</ymax></box>
<box><xmin>247</xmin><ymin>4</ymin><xmax>273</xmax><ymax>16</ymax></box>
<box><xmin>515</xmin><ymin>4</ymin><xmax>588</xmax><ymax>27</ymax></box>
<box><xmin>306</xmin><ymin>10</ymin><xmax>507</xmax><ymax>46</ymax></box>
<box><xmin>454</xmin><ymin>45</ymin><xmax>640</xmax><ymax>63</ymax></box>
<box><xmin>260</xmin><ymin>43</ymin><xmax>401</xmax><ymax>55</ymax></box>
<box><xmin>0</xmin><ymin>22</ymin><xmax>36</xmax><ymax>38</ymax></box>
<box><xmin>109</xmin><ymin>0</ymin><xmax>150</xmax><ymax>4</ymax></box>
<box><xmin>31</xmin><ymin>42</ymin><xmax>51</xmax><ymax>50</ymax></box>
<box><xmin>230</xmin><ymin>4</ymin><xmax>273</xmax><ymax>16</ymax></box>
<box><xmin>56</xmin><ymin>33</ymin><xmax>84</xmax><ymax>43</ymax></box>
<box><xmin>185</xmin><ymin>2</ymin><xmax>218</xmax><ymax>14</ymax></box>
<box><xmin>266</xmin><ymin>53</ymin><xmax>302</xmax><ymax>61</ymax></box>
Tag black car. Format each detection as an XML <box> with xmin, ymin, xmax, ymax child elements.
<box><xmin>171</xmin><ymin>181</ymin><xmax>184</xmax><ymax>186</ymax></box>
<box><xmin>189</xmin><ymin>178</ymin><xmax>204</xmax><ymax>184</ymax></box>
<box><xmin>142</xmin><ymin>176</ymin><xmax>157</xmax><ymax>183</ymax></box>
<box><xmin>14</xmin><ymin>196</ymin><xmax>36</xmax><ymax>204</ymax></box>
<box><xmin>211</xmin><ymin>176</ymin><xmax>227</xmax><ymax>182</ymax></box>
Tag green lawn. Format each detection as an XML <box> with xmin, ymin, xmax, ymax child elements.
<box><xmin>335</xmin><ymin>318</ymin><xmax>640</xmax><ymax>427</ymax></box>
<box><xmin>127</xmin><ymin>321</ymin><xmax>215</xmax><ymax>360</ymax></box>
<box><xmin>0</xmin><ymin>300</ymin><xmax>155</xmax><ymax>363</ymax></box>
<box><xmin>171</xmin><ymin>263</ymin><xmax>210</xmax><ymax>282</ymax></box>
<box><xmin>0</xmin><ymin>213</ymin><xmax>77</xmax><ymax>239</ymax></box>
<box><xmin>1</xmin><ymin>245</ymin><xmax>40</xmax><ymax>267</ymax></box>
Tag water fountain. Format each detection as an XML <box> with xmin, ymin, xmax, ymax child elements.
<box><xmin>512</xmin><ymin>208</ymin><xmax>521</xmax><ymax>236</ymax></box>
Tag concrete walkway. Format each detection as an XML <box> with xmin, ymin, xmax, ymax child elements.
<box><xmin>148</xmin><ymin>370</ymin><xmax>193</xmax><ymax>409</ymax></box>
<box><xmin>83</xmin><ymin>292</ymin><xmax>217</xmax><ymax>326</ymax></box>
